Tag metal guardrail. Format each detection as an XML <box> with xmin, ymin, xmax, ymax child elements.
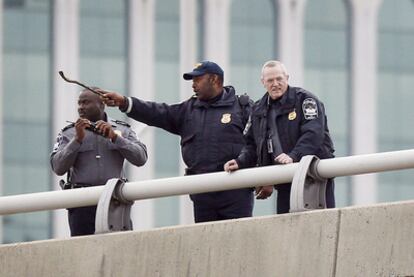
<box><xmin>1</xmin><ymin>149</ymin><xmax>414</xmax><ymax>217</ymax></box>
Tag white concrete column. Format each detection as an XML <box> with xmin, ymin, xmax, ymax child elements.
<box><xmin>179</xmin><ymin>0</ymin><xmax>197</xmax><ymax>225</ymax></box>
<box><xmin>203</xmin><ymin>0</ymin><xmax>231</xmax><ymax>80</ymax></box>
<box><xmin>349</xmin><ymin>0</ymin><xmax>382</xmax><ymax>205</ymax></box>
<box><xmin>276</xmin><ymin>0</ymin><xmax>307</xmax><ymax>85</ymax></box>
<box><xmin>52</xmin><ymin>0</ymin><xmax>80</xmax><ymax>239</ymax></box>
<box><xmin>127</xmin><ymin>0</ymin><xmax>155</xmax><ymax>230</ymax></box>
<box><xmin>0</xmin><ymin>1</ymin><xmax>3</xmax><ymax>243</ymax></box>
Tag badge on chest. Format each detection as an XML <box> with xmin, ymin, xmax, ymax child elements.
<box><xmin>221</xmin><ymin>113</ymin><xmax>232</xmax><ymax>124</ymax></box>
<box><xmin>288</xmin><ymin>109</ymin><xmax>296</xmax><ymax>120</ymax></box>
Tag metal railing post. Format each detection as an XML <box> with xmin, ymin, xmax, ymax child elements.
<box><xmin>95</xmin><ymin>178</ymin><xmax>133</xmax><ymax>234</ymax></box>
<box><xmin>290</xmin><ymin>155</ymin><xmax>327</xmax><ymax>212</ymax></box>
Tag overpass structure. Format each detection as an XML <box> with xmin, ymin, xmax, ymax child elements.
<box><xmin>1</xmin><ymin>150</ymin><xmax>414</xmax><ymax>276</ymax></box>
<box><xmin>0</xmin><ymin>200</ymin><xmax>413</xmax><ymax>276</ymax></box>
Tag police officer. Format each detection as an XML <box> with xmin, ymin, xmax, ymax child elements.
<box><xmin>98</xmin><ymin>61</ymin><xmax>254</xmax><ymax>223</ymax></box>
<box><xmin>51</xmin><ymin>88</ymin><xmax>147</xmax><ymax>236</ymax></box>
<box><xmin>224</xmin><ymin>60</ymin><xmax>335</xmax><ymax>213</ymax></box>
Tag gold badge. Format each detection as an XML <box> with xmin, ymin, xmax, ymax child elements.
<box><xmin>288</xmin><ymin>110</ymin><xmax>296</xmax><ymax>121</ymax></box>
<box><xmin>114</xmin><ymin>130</ymin><xmax>123</xmax><ymax>138</ymax></box>
<box><xmin>221</xmin><ymin>113</ymin><xmax>231</xmax><ymax>124</ymax></box>
<box><xmin>194</xmin><ymin>63</ymin><xmax>202</xmax><ymax>69</ymax></box>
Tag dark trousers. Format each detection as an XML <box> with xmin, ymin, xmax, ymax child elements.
<box><xmin>276</xmin><ymin>178</ymin><xmax>335</xmax><ymax>214</ymax></box>
<box><xmin>186</xmin><ymin>167</ymin><xmax>254</xmax><ymax>223</ymax></box>
<box><xmin>68</xmin><ymin>205</ymin><xmax>97</xmax><ymax>236</ymax></box>
<box><xmin>192</xmin><ymin>190</ymin><xmax>254</xmax><ymax>223</ymax></box>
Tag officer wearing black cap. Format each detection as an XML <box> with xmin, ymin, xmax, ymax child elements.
<box><xmin>98</xmin><ymin>61</ymin><xmax>256</xmax><ymax>223</ymax></box>
<box><xmin>182</xmin><ymin>61</ymin><xmax>224</xmax><ymax>80</ymax></box>
<box><xmin>51</xmin><ymin>88</ymin><xmax>148</xmax><ymax>236</ymax></box>
<box><xmin>225</xmin><ymin>60</ymin><xmax>335</xmax><ymax>213</ymax></box>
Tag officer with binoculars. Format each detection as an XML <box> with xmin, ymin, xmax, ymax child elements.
<box><xmin>51</xmin><ymin>88</ymin><xmax>148</xmax><ymax>236</ymax></box>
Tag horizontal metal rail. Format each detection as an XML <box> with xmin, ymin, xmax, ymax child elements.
<box><xmin>1</xmin><ymin>149</ymin><xmax>414</xmax><ymax>216</ymax></box>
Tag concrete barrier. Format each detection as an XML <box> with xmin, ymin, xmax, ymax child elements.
<box><xmin>1</xmin><ymin>201</ymin><xmax>414</xmax><ymax>277</ymax></box>
<box><xmin>335</xmin><ymin>201</ymin><xmax>414</xmax><ymax>277</ymax></box>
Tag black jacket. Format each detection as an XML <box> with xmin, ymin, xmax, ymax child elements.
<box><xmin>127</xmin><ymin>86</ymin><xmax>251</xmax><ymax>173</ymax></box>
<box><xmin>237</xmin><ymin>86</ymin><xmax>334</xmax><ymax>168</ymax></box>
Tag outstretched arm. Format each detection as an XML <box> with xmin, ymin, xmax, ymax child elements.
<box><xmin>99</xmin><ymin>89</ymin><xmax>183</xmax><ymax>135</ymax></box>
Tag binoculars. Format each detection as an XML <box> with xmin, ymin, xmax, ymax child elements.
<box><xmin>86</xmin><ymin>122</ymin><xmax>100</xmax><ymax>134</ymax></box>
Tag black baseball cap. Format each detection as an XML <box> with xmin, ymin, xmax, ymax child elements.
<box><xmin>183</xmin><ymin>61</ymin><xmax>224</xmax><ymax>80</ymax></box>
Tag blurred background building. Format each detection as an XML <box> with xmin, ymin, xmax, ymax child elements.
<box><xmin>0</xmin><ymin>0</ymin><xmax>413</xmax><ymax>243</ymax></box>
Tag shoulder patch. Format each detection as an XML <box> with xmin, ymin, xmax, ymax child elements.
<box><xmin>112</xmin><ymin>119</ymin><xmax>131</xmax><ymax>128</ymax></box>
<box><xmin>52</xmin><ymin>131</ymin><xmax>64</xmax><ymax>153</ymax></box>
<box><xmin>302</xmin><ymin>98</ymin><xmax>318</xmax><ymax>120</ymax></box>
<box><xmin>61</xmin><ymin>122</ymin><xmax>75</xmax><ymax>132</ymax></box>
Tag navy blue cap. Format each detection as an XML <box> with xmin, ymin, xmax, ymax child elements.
<box><xmin>183</xmin><ymin>61</ymin><xmax>224</xmax><ymax>80</ymax></box>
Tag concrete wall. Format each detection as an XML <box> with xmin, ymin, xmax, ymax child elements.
<box><xmin>335</xmin><ymin>201</ymin><xmax>414</xmax><ymax>276</ymax></box>
<box><xmin>1</xmin><ymin>201</ymin><xmax>414</xmax><ymax>277</ymax></box>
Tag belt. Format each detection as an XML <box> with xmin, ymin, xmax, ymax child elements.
<box><xmin>62</xmin><ymin>183</ymin><xmax>104</xmax><ymax>190</ymax></box>
<box><xmin>185</xmin><ymin>165</ymin><xmax>224</xmax><ymax>176</ymax></box>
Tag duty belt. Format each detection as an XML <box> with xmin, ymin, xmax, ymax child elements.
<box><xmin>60</xmin><ymin>181</ymin><xmax>104</xmax><ymax>190</ymax></box>
<box><xmin>185</xmin><ymin>165</ymin><xmax>224</xmax><ymax>176</ymax></box>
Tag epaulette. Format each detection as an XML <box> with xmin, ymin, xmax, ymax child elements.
<box><xmin>237</xmin><ymin>93</ymin><xmax>252</xmax><ymax>129</ymax></box>
<box><xmin>238</xmin><ymin>93</ymin><xmax>250</xmax><ymax>106</ymax></box>
<box><xmin>61</xmin><ymin>122</ymin><xmax>75</xmax><ymax>132</ymax></box>
<box><xmin>112</xmin><ymin>119</ymin><xmax>131</xmax><ymax>128</ymax></box>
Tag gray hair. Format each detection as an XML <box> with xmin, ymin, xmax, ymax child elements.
<box><xmin>261</xmin><ymin>60</ymin><xmax>289</xmax><ymax>78</ymax></box>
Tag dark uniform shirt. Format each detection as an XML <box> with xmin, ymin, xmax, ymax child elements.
<box><xmin>122</xmin><ymin>86</ymin><xmax>253</xmax><ymax>222</ymax></box>
<box><xmin>237</xmin><ymin>86</ymin><xmax>334</xmax><ymax>168</ymax></box>
<box><xmin>126</xmin><ymin>86</ymin><xmax>250</xmax><ymax>174</ymax></box>
<box><xmin>236</xmin><ymin>86</ymin><xmax>335</xmax><ymax>213</ymax></box>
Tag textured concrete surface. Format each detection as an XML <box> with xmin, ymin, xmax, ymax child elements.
<box><xmin>1</xmin><ymin>201</ymin><xmax>414</xmax><ymax>277</ymax></box>
<box><xmin>0</xmin><ymin>210</ymin><xmax>339</xmax><ymax>277</ymax></box>
<box><xmin>335</xmin><ymin>201</ymin><xmax>414</xmax><ymax>277</ymax></box>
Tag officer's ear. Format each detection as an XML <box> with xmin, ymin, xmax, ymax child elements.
<box><xmin>98</xmin><ymin>100</ymin><xmax>105</xmax><ymax>110</ymax></box>
<box><xmin>209</xmin><ymin>74</ymin><xmax>221</xmax><ymax>86</ymax></box>
<box><xmin>209</xmin><ymin>74</ymin><xmax>217</xmax><ymax>82</ymax></box>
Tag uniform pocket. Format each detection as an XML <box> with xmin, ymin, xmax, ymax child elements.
<box><xmin>227</xmin><ymin>119</ymin><xmax>244</xmax><ymax>132</ymax></box>
<box><xmin>217</xmin><ymin>115</ymin><xmax>245</xmax><ymax>143</ymax></box>
<box><xmin>78</xmin><ymin>142</ymin><xmax>94</xmax><ymax>152</ymax></box>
